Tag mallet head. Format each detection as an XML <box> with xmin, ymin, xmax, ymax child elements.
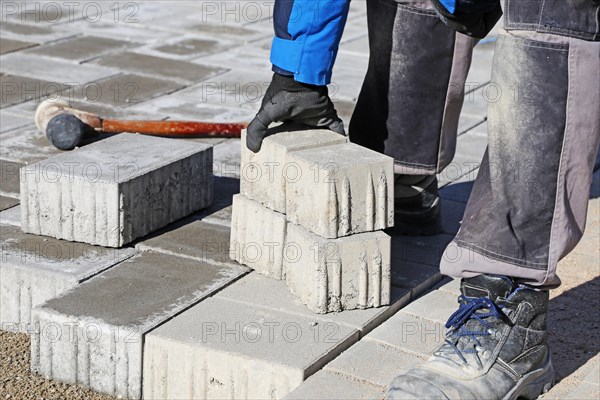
<box><xmin>35</xmin><ymin>99</ymin><xmax>99</xmax><ymax>150</ymax></box>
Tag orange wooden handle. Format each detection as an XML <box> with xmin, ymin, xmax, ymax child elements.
<box><xmin>102</xmin><ymin>120</ymin><xmax>247</xmax><ymax>138</ymax></box>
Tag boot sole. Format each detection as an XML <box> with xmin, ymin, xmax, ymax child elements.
<box><xmin>503</xmin><ymin>359</ymin><xmax>555</xmax><ymax>400</ymax></box>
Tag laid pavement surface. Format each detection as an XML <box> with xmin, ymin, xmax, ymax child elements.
<box><xmin>1</xmin><ymin>1</ymin><xmax>599</xmax><ymax>399</ymax></box>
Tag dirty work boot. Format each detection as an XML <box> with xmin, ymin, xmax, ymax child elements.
<box><xmin>390</xmin><ymin>174</ymin><xmax>442</xmax><ymax>236</ymax></box>
<box><xmin>387</xmin><ymin>274</ymin><xmax>555</xmax><ymax>400</ymax></box>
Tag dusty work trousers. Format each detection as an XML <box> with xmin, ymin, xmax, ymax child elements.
<box><xmin>349</xmin><ymin>0</ymin><xmax>600</xmax><ymax>287</ymax></box>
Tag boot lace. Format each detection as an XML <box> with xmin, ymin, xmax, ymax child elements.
<box><xmin>442</xmin><ymin>296</ymin><xmax>508</xmax><ymax>363</ymax></box>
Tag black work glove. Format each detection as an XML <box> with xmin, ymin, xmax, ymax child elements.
<box><xmin>246</xmin><ymin>73</ymin><xmax>345</xmax><ymax>153</ymax></box>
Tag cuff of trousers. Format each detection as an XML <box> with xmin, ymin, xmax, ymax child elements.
<box><xmin>270</xmin><ymin>37</ymin><xmax>335</xmax><ymax>85</ymax></box>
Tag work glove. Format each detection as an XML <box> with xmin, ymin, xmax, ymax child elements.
<box><xmin>246</xmin><ymin>73</ymin><xmax>345</xmax><ymax>153</ymax></box>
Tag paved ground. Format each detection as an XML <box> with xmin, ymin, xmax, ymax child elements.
<box><xmin>1</xmin><ymin>1</ymin><xmax>599</xmax><ymax>399</ymax></box>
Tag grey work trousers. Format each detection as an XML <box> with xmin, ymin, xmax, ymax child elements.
<box><xmin>349</xmin><ymin>0</ymin><xmax>600</xmax><ymax>287</ymax></box>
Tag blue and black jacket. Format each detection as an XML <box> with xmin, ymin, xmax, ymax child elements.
<box><xmin>270</xmin><ymin>0</ymin><xmax>502</xmax><ymax>86</ymax></box>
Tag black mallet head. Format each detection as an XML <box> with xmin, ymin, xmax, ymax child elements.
<box><xmin>45</xmin><ymin>113</ymin><xmax>96</xmax><ymax>151</ymax></box>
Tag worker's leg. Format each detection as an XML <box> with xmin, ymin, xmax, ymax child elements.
<box><xmin>440</xmin><ymin>30</ymin><xmax>600</xmax><ymax>287</ymax></box>
<box><xmin>388</xmin><ymin>23</ymin><xmax>599</xmax><ymax>400</ymax></box>
<box><xmin>349</xmin><ymin>0</ymin><xmax>477</xmax><ymax>235</ymax></box>
<box><xmin>349</xmin><ymin>0</ymin><xmax>477</xmax><ymax>175</ymax></box>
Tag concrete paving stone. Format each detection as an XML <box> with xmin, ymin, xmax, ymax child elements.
<box><xmin>438</xmin><ymin>132</ymin><xmax>487</xmax><ymax>187</ymax></box>
<box><xmin>439</xmin><ymin>172</ymin><xmax>477</xmax><ymax>202</ymax></box>
<box><xmin>0</xmin><ymin>37</ymin><xmax>36</xmax><ymax>54</ymax></box>
<box><xmin>390</xmin><ymin>261</ymin><xmax>442</xmax><ymax>299</ymax></box>
<box><xmin>92</xmin><ymin>51</ymin><xmax>226</xmax><ymax>84</ymax></box>
<box><xmin>580</xmin><ymin>356</ymin><xmax>600</xmax><ymax>385</ymax></box>
<box><xmin>31</xmin><ymin>251</ymin><xmax>246</xmax><ymax>399</ymax></box>
<box><xmin>68</xmin><ymin>73</ymin><xmax>185</xmax><ymax>108</ymax></box>
<box><xmin>153</xmin><ymin>38</ymin><xmax>221</xmax><ymax>57</ymax></box>
<box><xmin>137</xmin><ymin>219</ymin><xmax>236</xmax><ymax>267</ymax></box>
<box><xmin>175</xmin><ymin>69</ymin><xmax>271</xmax><ymax>109</ymax></box>
<box><xmin>461</xmin><ymin>85</ymin><xmax>490</xmax><ymax>119</ymax></box>
<box><xmin>213</xmin><ymin>139</ymin><xmax>241</xmax><ymax>178</ymax></box>
<box><xmin>458</xmin><ymin>113</ymin><xmax>486</xmax><ymax>135</ymax></box>
<box><xmin>330</xmin><ymin>52</ymin><xmax>369</xmax><ymax>101</ymax></box>
<box><xmin>0</xmin><ymin>74</ymin><xmax>70</xmax><ymax>108</ymax></box>
<box><xmin>193</xmin><ymin>43</ymin><xmax>272</xmax><ymax>71</ymax></box>
<box><xmin>338</xmin><ymin>35</ymin><xmax>369</xmax><ymax>57</ymax></box>
<box><xmin>401</xmin><ymin>289</ymin><xmax>460</xmax><ymax>324</ymax></box>
<box><xmin>201</xmin><ymin>204</ymin><xmax>232</xmax><ymax>227</ymax></box>
<box><xmin>0</xmin><ymin>160</ymin><xmax>23</xmax><ymax>197</ymax></box>
<box><xmin>240</xmin><ymin>129</ymin><xmax>348</xmax><ymax>213</ymax></box>
<box><xmin>285</xmin><ymin>222</ymin><xmax>391</xmax><ymax>314</ymax></box>
<box><xmin>0</xmin><ymin>110</ymin><xmax>33</xmax><ymax>133</ymax></box>
<box><xmin>367</xmin><ymin>311</ymin><xmax>446</xmax><ymax>357</ymax></box>
<box><xmin>433</xmin><ymin>277</ymin><xmax>462</xmax><ymax>296</ymax></box>
<box><xmin>177</xmin><ymin>22</ymin><xmax>269</xmax><ymax>42</ymax></box>
<box><xmin>440</xmin><ymin>198</ymin><xmax>467</xmax><ymax>235</ymax></box>
<box><xmin>563</xmin><ymin>382</ymin><xmax>600</xmax><ymax>400</ymax></box>
<box><xmin>0</xmin><ymin>22</ymin><xmax>63</xmax><ymax>43</ymax></box>
<box><xmin>0</xmin><ymin>224</ymin><xmax>137</xmax><ymax>332</ymax></box>
<box><xmin>287</xmin><ymin>143</ymin><xmax>394</xmax><ymax>238</ymax></box>
<box><xmin>230</xmin><ymin>194</ymin><xmax>287</xmax><ymax>279</ymax></box>
<box><xmin>284</xmin><ymin>370</ymin><xmax>384</xmax><ymax>400</ymax></box>
<box><xmin>20</xmin><ymin>133</ymin><xmax>213</xmax><ymax>247</ymax></box>
<box><xmin>0</xmin><ymin>125</ymin><xmax>66</xmax><ymax>164</ymax></box>
<box><xmin>52</xmin><ymin>20</ymin><xmax>174</xmax><ymax>43</ymax></box>
<box><xmin>0</xmin><ymin>53</ymin><xmax>118</xmax><ymax>84</ymax></box>
<box><xmin>391</xmin><ymin>233</ymin><xmax>454</xmax><ymax>268</ymax></box>
<box><xmin>0</xmin><ymin>195</ymin><xmax>19</xmax><ymax>211</ymax></box>
<box><xmin>326</xmin><ymin>340</ymin><xmax>424</xmax><ymax>388</ymax></box>
<box><xmin>215</xmin><ymin>271</ymin><xmax>411</xmax><ymax>335</ymax></box>
<box><xmin>26</xmin><ymin>36</ymin><xmax>135</xmax><ymax>62</ymax></box>
<box><xmin>0</xmin><ymin>204</ymin><xmax>21</xmax><ymax>226</ymax></box>
<box><xmin>143</xmin><ymin>297</ymin><xmax>360</xmax><ymax>400</ymax></box>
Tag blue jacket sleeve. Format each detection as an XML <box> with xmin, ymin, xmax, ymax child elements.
<box><xmin>270</xmin><ymin>0</ymin><xmax>351</xmax><ymax>86</ymax></box>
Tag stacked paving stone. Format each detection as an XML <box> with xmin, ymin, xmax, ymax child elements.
<box><xmin>231</xmin><ymin>129</ymin><xmax>394</xmax><ymax>313</ymax></box>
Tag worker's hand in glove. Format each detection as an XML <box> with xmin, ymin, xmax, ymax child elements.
<box><xmin>246</xmin><ymin>73</ymin><xmax>345</xmax><ymax>153</ymax></box>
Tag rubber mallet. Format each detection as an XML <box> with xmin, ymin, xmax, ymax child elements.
<box><xmin>35</xmin><ymin>100</ymin><xmax>248</xmax><ymax>150</ymax></box>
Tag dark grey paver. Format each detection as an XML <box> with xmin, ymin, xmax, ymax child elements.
<box><xmin>0</xmin><ymin>111</ymin><xmax>32</xmax><ymax>133</ymax></box>
<box><xmin>0</xmin><ymin>38</ymin><xmax>36</xmax><ymax>54</ymax></box>
<box><xmin>0</xmin><ymin>160</ymin><xmax>23</xmax><ymax>196</ymax></box>
<box><xmin>0</xmin><ymin>195</ymin><xmax>19</xmax><ymax>211</ymax></box>
<box><xmin>136</xmin><ymin>219</ymin><xmax>234</xmax><ymax>266</ymax></box>
<box><xmin>391</xmin><ymin>234</ymin><xmax>455</xmax><ymax>268</ymax></box>
<box><xmin>92</xmin><ymin>51</ymin><xmax>225</xmax><ymax>83</ymax></box>
<box><xmin>391</xmin><ymin>261</ymin><xmax>442</xmax><ymax>298</ymax></box>
<box><xmin>27</xmin><ymin>35</ymin><xmax>134</xmax><ymax>62</ymax></box>
<box><xmin>32</xmin><ymin>250</ymin><xmax>247</xmax><ymax>399</ymax></box>
<box><xmin>0</xmin><ymin>75</ymin><xmax>69</xmax><ymax>108</ymax></box>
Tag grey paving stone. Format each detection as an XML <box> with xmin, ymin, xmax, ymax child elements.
<box><xmin>137</xmin><ymin>219</ymin><xmax>235</xmax><ymax>266</ymax></box>
<box><xmin>466</xmin><ymin>40</ymin><xmax>496</xmax><ymax>88</ymax></box>
<box><xmin>391</xmin><ymin>234</ymin><xmax>454</xmax><ymax>268</ymax></box>
<box><xmin>213</xmin><ymin>138</ymin><xmax>241</xmax><ymax>178</ymax></box>
<box><xmin>563</xmin><ymin>382</ymin><xmax>600</xmax><ymax>400</ymax></box>
<box><xmin>432</xmin><ymin>277</ymin><xmax>461</xmax><ymax>296</ymax></box>
<box><xmin>230</xmin><ymin>194</ymin><xmax>287</xmax><ymax>279</ymax></box>
<box><xmin>0</xmin><ymin>111</ymin><xmax>33</xmax><ymax>133</ymax></box>
<box><xmin>0</xmin><ymin>195</ymin><xmax>19</xmax><ymax>211</ymax></box>
<box><xmin>439</xmin><ymin>172</ymin><xmax>477</xmax><ymax>203</ymax></box>
<box><xmin>215</xmin><ymin>271</ymin><xmax>410</xmax><ymax>335</ymax></box>
<box><xmin>153</xmin><ymin>38</ymin><xmax>220</xmax><ymax>57</ymax></box>
<box><xmin>1</xmin><ymin>53</ymin><xmax>118</xmax><ymax>84</ymax></box>
<box><xmin>326</xmin><ymin>340</ymin><xmax>424</xmax><ymax>388</ymax></box>
<box><xmin>284</xmin><ymin>370</ymin><xmax>384</xmax><ymax>400</ymax></box>
<box><xmin>143</xmin><ymin>296</ymin><xmax>360</xmax><ymax>400</ymax></box>
<box><xmin>32</xmin><ymin>251</ymin><xmax>246</xmax><ymax>399</ymax></box>
<box><xmin>0</xmin><ymin>204</ymin><xmax>21</xmax><ymax>226</ymax></box>
<box><xmin>0</xmin><ymin>160</ymin><xmax>23</xmax><ymax>197</ymax></box>
<box><xmin>27</xmin><ymin>36</ymin><xmax>134</xmax><ymax>62</ymax></box>
<box><xmin>287</xmin><ymin>143</ymin><xmax>394</xmax><ymax>238</ymax></box>
<box><xmin>390</xmin><ymin>261</ymin><xmax>442</xmax><ymax>299</ymax></box>
<box><xmin>0</xmin><ymin>37</ymin><xmax>36</xmax><ymax>54</ymax></box>
<box><xmin>240</xmin><ymin>129</ymin><xmax>348</xmax><ymax>213</ymax></box>
<box><xmin>461</xmin><ymin>84</ymin><xmax>490</xmax><ymax>118</ymax></box>
<box><xmin>438</xmin><ymin>132</ymin><xmax>487</xmax><ymax>186</ymax></box>
<box><xmin>285</xmin><ymin>223</ymin><xmax>392</xmax><ymax>314</ymax></box>
<box><xmin>458</xmin><ymin>113</ymin><xmax>486</xmax><ymax>135</ymax></box>
<box><xmin>0</xmin><ymin>22</ymin><xmax>57</xmax><ymax>42</ymax></box>
<box><xmin>367</xmin><ymin>311</ymin><xmax>446</xmax><ymax>357</ymax></box>
<box><xmin>0</xmin><ymin>125</ymin><xmax>64</xmax><ymax>164</ymax></box>
<box><xmin>201</xmin><ymin>204</ymin><xmax>232</xmax><ymax>227</ymax></box>
<box><xmin>177</xmin><ymin>23</ymin><xmax>268</xmax><ymax>42</ymax></box>
<box><xmin>69</xmin><ymin>73</ymin><xmax>185</xmax><ymax>108</ymax></box>
<box><xmin>21</xmin><ymin>133</ymin><xmax>213</xmax><ymax>247</ymax></box>
<box><xmin>0</xmin><ymin>224</ymin><xmax>136</xmax><ymax>332</ymax></box>
<box><xmin>92</xmin><ymin>51</ymin><xmax>225</xmax><ymax>83</ymax></box>
<box><xmin>401</xmin><ymin>289</ymin><xmax>459</xmax><ymax>324</ymax></box>
<box><xmin>0</xmin><ymin>74</ymin><xmax>70</xmax><ymax>108</ymax></box>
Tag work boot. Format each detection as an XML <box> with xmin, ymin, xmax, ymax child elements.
<box><xmin>390</xmin><ymin>174</ymin><xmax>442</xmax><ymax>236</ymax></box>
<box><xmin>387</xmin><ymin>274</ymin><xmax>555</xmax><ymax>400</ymax></box>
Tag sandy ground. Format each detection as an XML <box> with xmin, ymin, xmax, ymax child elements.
<box><xmin>0</xmin><ymin>330</ymin><xmax>115</xmax><ymax>400</ymax></box>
